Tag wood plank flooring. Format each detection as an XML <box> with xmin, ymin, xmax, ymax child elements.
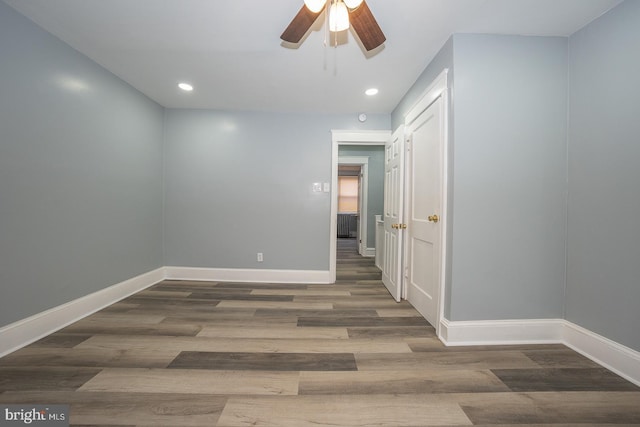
<box><xmin>1</xmin><ymin>238</ymin><xmax>639</xmax><ymax>426</ymax></box>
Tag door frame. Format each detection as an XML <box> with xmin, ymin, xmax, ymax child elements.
<box><xmin>338</xmin><ymin>156</ymin><xmax>369</xmax><ymax>255</ymax></box>
<box><xmin>330</xmin><ymin>130</ymin><xmax>391</xmax><ymax>283</ymax></box>
<box><xmin>403</xmin><ymin>69</ymin><xmax>449</xmax><ymax>338</ymax></box>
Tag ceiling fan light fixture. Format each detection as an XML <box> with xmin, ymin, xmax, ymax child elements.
<box><xmin>343</xmin><ymin>0</ymin><xmax>363</xmax><ymax>10</ymax></box>
<box><xmin>329</xmin><ymin>1</ymin><xmax>350</xmax><ymax>32</ymax></box>
<box><xmin>303</xmin><ymin>0</ymin><xmax>326</xmax><ymax>13</ymax></box>
<box><xmin>280</xmin><ymin>0</ymin><xmax>385</xmax><ymax>52</ymax></box>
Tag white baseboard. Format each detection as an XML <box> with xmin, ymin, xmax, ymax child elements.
<box><xmin>164</xmin><ymin>266</ymin><xmax>332</xmax><ymax>284</ymax></box>
<box><xmin>0</xmin><ymin>265</ymin><xmax>332</xmax><ymax>357</ymax></box>
<box><xmin>561</xmin><ymin>321</ymin><xmax>640</xmax><ymax>387</ymax></box>
<box><xmin>439</xmin><ymin>318</ymin><xmax>564</xmax><ymax>346</ymax></box>
<box><xmin>361</xmin><ymin>247</ymin><xmax>376</xmax><ymax>258</ymax></box>
<box><xmin>0</xmin><ymin>267</ymin><xmax>165</xmax><ymax>357</ymax></box>
<box><xmin>439</xmin><ymin>317</ymin><xmax>640</xmax><ymax>387</ymax></box>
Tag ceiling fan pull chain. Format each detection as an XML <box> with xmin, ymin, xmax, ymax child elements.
<box><xmin>323</xmin><ymin>0</ymin><xmax>329</xmax><ymax>71</ymax></box>
<box><xmin>336</xmin><ymin>0</ymin><xmax>339</xmax><ymax>76</ymax></box>
<box><xmin>334</xmin><ymin>26</ymin><xmax>339</xmax><ymax>76</ymax></box>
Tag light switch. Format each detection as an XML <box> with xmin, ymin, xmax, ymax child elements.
<box><xmin>323</xmin><ymin>182</ymin><xmax>330</xmax><ymax>192</ymax></box>
<box><xmin>312</xmin><ymin>182</ymin><xmax>322</xmax><ymax>192</ymax></box>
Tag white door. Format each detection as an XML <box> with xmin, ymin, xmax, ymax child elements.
<box><xmin>405</xmin><ymin>96</ymin><xmax>443</xmax><ymax>327</ymax></box>
<box><xmin>382</xmin><ymin>126</ymin><xmax>405</xmax><ymax>302</ymax></box>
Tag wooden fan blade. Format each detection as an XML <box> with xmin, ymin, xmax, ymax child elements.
<box><xmin>280</xmin><ymin>5</ymin><xmax>323</xmax><ymax>43</ymax></box>
<box><xmin>349</xmin><ymin>0</ymin><xmax>386</xmax><ymax>51</ymax></box>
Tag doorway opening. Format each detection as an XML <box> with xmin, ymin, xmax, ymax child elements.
<box><xmin>329</xmin><ymin>130</ymin><xmax>390</xmax><ymax>283</ymax></box>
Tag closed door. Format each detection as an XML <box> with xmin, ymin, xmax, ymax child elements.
<box><xmin>405</xmin><ymin>96</ymin><xmax>443</xmax><ymax>327</ymax></box>
<box><xmin>381</xmin><ymin>126</ymin><xmax>404</xmax><ymax>302</ymax></box>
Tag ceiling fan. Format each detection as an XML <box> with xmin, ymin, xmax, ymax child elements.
<box><xmin>280</xmin><ymin>0</ymin><xmax>386</xmax><ymax>52</ymax></box>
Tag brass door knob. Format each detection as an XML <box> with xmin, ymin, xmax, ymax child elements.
<box><xmin>428</xmin><ymin>214</ymin><xmax>439</xmax><ymax>223</ymax></box>
<box><xmin>400</xmin><ymin>224</ymin><xmax>407</xmax><ymax>229</ymax></box>
<box><xmin>391</xmin><ymin>224</ymin><xmax>398</xmax><ymax>229</ymax></box>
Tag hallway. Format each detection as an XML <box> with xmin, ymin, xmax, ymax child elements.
<box><xmin>336</xmin><ymin>237</ymin><xmax>384</xmax><ymax>282</ymax></box>
<box><xmin>0</xmin><ymin>239</ymin><xmax>638</xmax><ymax>425</ymax></box>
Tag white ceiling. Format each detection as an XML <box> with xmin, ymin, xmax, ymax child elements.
<box><xmin>4</xmin><ymin>0</ymin><xmax>622</xmax><ymax>114</ymax></box>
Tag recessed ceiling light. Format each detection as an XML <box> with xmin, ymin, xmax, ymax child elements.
<box><xmin>365</xmin><ymin>88</ymin><xmax>379</xmax><ymax>96</ymax></box>
<box><xmin>178</xmin><ymin>82</ymin><xmax>193</xmax><ymax>92</ymax></box>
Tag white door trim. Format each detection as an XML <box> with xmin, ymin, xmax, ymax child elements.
<box><xmin>405</xmin><ymin>70</ymin><xmax>449</xmax><ymax>127</ymax></box>
<box><xmin>338</xmin><ymin>156</ymin><xmax>369</xmax><ymax>256</ymax></box>
<box><xmin>330</xmin><ymin>130</ymin><xmax>391</xmax><ymax>283</ymax></box>
<box><xmin>403</xmin><ymin>69</ymin><xmax>449</xmax><ymax>338</ymax></box>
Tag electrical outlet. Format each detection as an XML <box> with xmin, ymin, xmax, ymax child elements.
<box><xmin>257</xmin><ymin>252</ymin><xmax>263</xmax><ymax>262</ymax></box>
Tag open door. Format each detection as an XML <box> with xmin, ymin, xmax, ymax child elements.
<box><xmin>381</xmin><ymin>126</ymin><xmax>405</xmax><ymax>301</ymax></box>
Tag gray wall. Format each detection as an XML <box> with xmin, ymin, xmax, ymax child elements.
<box><xmin>387</xmin><ymin>4</ymin><xmax>639</xmax><ymax>351</ymax></box>
<box><xmin>338</xmin><ymin>145</ymin><xmax>385</xmax><ymax>247</ymax></box>
<box><xmin>163</xmin><ymin>109</ymin><xmax>390</xmax><ymax>271</ymax></box>
<box><xmin>391</xmin><ymin>37</ymin><xmax>454</xmax><ymax>131</ymax></box>
<box><xmin>0</xmin><ymin>3</ymin><xmax>164</xmax><ymax>327</ymax></box>
<box><xmin>392</xmin><ymin>34</ymin><xmax>568</xmax><ymax>321</ymax></box>
<box><xmin>566</xmin><ymin>0</ymin><xmax>640</xmax><ymax>351</ymax></box>
<box><xmin>449</xmin><ymin>34</ymin><xmax>568</xmax><ymax>321</ymax></box>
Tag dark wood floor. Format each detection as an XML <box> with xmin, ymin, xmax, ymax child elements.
<box><xmin>1</xmin><ymin>237</ymin><xmax>639</xmax><ymax>426</ymax></box>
